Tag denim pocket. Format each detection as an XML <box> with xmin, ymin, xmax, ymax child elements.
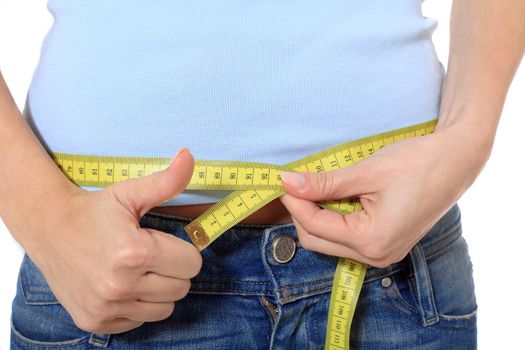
<box><xmin>389</xmin><ymin>229</ymin><xmax>477</xmax><ymax>331</ymax></box>
<box><xmin>11</xmin><ymin>255</ymin><xmax>91</xmax><ymax>349</ymax></box>
<box><xmin>426</xmin><ymin>233</ymin><xmax>478</xmax><ymax>328</ymax></box>
<box><xmin>19</xmin><ymin>255</ymin><xmax>59</xmax><ymax>305</ymax></box>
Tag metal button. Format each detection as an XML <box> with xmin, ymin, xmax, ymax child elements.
<box><xmin>381</xmin><ymin>277</ymin><xmax>392</xmax><ymax>288</ymax></box>
<box><xmin>272</xmin><ymin>235</ymin><xmax>296</xmax><ymax>264</ymax></box>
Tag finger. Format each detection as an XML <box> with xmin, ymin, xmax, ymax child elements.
<box><xmin>145</xmin><ymin>228</ymin><xmax>203</xmax><ymax>279</ymax></box>
<box><xmin>120</xmin><ymin>300</ymin><xmax>175</xmax><ymax>323</ymax></box>
<box><xmin>292</xmin><ymin>216</ymin><xmax>370</xmax><ymax>262</ymax></box>
<box><xmin>280</xmin><ymin>194</ymin><xmax>370</xmax><ymax>249</ymax></box>
<box><xmin>110</xmin><ymin>148</ymin><xmax>195</xmax><ymax>217</ymax></box>
<box><xmin>280</xmin><ymin>159</ymin><xmax>372</xmax><ymax>201</ymax></box>
<box><xmin>133</xmin><ymin>272</ymin><xmax>190</xmax><ymax>302</ymax></box>
<box><xmin>83</xmin><ymin>318</ymin><xmax>143</xmax><ymax>334</ymax></box>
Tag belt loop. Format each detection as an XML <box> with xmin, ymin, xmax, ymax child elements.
<box><xmin>408</xmin><ymin>243</ymin><xmax>439</xmax><ymax>326</ymax></box>
<box><xmin>89</xmin><ymin>334</ymin><xmax>111</xmax><ymax>348</ymax></box>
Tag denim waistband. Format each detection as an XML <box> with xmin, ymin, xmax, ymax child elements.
<box><xmin>139</xmin><ymin>204</ymin><xmax>462</xmax><ymax>304</ymax></box>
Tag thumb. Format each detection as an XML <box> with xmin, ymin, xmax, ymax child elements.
<box><xmin>280</xmin><ymin>161</ymin><xmax>369</xmax><ymax>202</ymax></box>
<box><xmin>110</xmin><ymin>148</ymin><xmax>194</xmax><ymax>217</ymax></box>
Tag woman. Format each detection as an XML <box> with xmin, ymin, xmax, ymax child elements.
<box><xmin>1</xmin><ymin>0</ymin><xmax>524</xmax><ymax>349</ymax></box>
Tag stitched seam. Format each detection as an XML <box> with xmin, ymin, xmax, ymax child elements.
<box><xmin>385</xmin><ymin>288</ymin><xmax>422</xmax><ymax>325</ymax></box>
<box><xmin>280</xmin><ymin>285</ymin><xmax>333</xmax><ymax>299</ymax></box>
<box><xmin>89</xmin><ymin>334</ymin><xmax>111</xmax><ymax>348</ymax></box>
<box><xmin>412</xmin><ymin>243</ymin><xmax>439</xmax><ymax>325</ymax></box>
<box><xmin>422</xmin><ymin>225</ymin><xmax>462</xmax><ymax>261</ymax></box>
<box><xmin>364</xmin><ymin>266</ymin><xmax>405</xmax><ymax>283</ymax></box>
<box><xmin>260</xmin><ymin>227</ymin><xmax>282</xmax><ymax>302</ymax></box>
<box><xmin>20</xmin><ymin>299</ymin><xmax>60</xmax><ymax>306</ymax></box>
<box><xmin>191</xmin><ymin>279</ymin><xmax>333</xmax><ymax>295</ymax></box>
<box><xmin>425</xmin><ymin>231</ymin><xmax>463</xmax><ymax>262</ymax></box>
<box><xmin>305</xmin><ymin>301</ymin><xmax>310</xmax><ymax>348</ymax></box>
<box><xmin>11</xmin><ymin>317</ymin><xmax>89</xmax><ymax>347</ymax></box>
<box><xmin>363</xmin><ymin>226</ymin><xmax>463</xmax><ymax>284</ymax></box>
<box><xmin>433</xmin><ymin>312</ymin><xmax>478</xmax><ymax>332</ymax></box>
<box><xmin>276</xmin><ymin>277</ymin><xmax>334</xmax><ymax>291</ymax></box>
<box><xmin>400</xmin><ymin>231</ymin><xmax>465</xmax><ymax>284</ymax></box>
<box><xmin>20</xmin><ymin>256</ymin><xmax>60</xmax><ymax>305</ymax></box>
<box><xmin>280</xmin><ymin>286</ymin><xmax>333</xmax><ymax>303</ymax></box>
<box><xmin>193</xmin><ymin>277</ymin><xmax>333</xmax><ymax>288</ymax></box>
<box><xmin>189</xmin><ymin>289</ymin><xmax>272</xmax><ymax>296</ymax></box>
<box><xmin>439</xmin><ymin>307</ymin><xmax>478</xmax><ymax>321</ymax></box>
<box><xmin>389</xmin><ymin>278</ymin><xmax>420</xmax><ymax>314</ymax></box>
<box><xmin>189</xmin><ymin>284</ymin><xmax>333</xmax><ymax>300</ymax></box>
<box><xmin>192</xmin><ymin>279</ymin><xmax>273</xmax><ymax>285</ymax></box>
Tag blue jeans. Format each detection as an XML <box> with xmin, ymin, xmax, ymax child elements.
<box><xmin>11</xmin><ymin>204</ymin><xmax>477</xmax><ymax>349</ymax></box>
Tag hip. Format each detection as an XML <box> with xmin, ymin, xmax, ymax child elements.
<box><xmin>11</xmin><ymin>203</ymin><xmax>477</xmax><ymax>349</ymax></box>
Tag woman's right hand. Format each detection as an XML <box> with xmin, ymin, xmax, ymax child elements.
<box><xmin>25</xmin><ymin>148</ymin><xmax>202</xmax><ymax>334</ymax></box>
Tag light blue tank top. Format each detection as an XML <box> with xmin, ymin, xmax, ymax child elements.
<box><xmin>26</xmin><ymin>0</ymin><xmax>444</xmax><ymax>205</ymax></box>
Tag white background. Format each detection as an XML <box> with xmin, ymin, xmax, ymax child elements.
<box><xmin>0</xmin><ymin>1</ymin><xmax>524</xmax><ymax>349</ymax></box>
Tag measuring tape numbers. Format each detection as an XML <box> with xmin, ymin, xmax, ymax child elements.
<box><xmin>51</xmin><ymin>119</ymin><xmax>437</xmax><ymax>350</ymax></box>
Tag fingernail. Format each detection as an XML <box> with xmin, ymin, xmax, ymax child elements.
<box><xmin>175</xmin><ymin>147</ymin><xmax>189</xmax><ymax>160</ymax></box>
<box><xmin>280</xmin><ymin>171</ymin><xmax>306</xmax><ymax>189</ymax></box>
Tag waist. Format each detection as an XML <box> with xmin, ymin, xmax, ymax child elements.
<box><xmin>150</xmin><ymin>197</ymin><xmax>292</xmax><ymax>225</ymax></box>
<box><xmin>139</xmin><ymin>204</ymin><xmax>463</xmax><ymax>297</ymax></box>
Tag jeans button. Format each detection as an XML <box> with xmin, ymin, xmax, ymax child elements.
<box><xmin>381</xmin><ymin>277</ymin><xmax>392</xmax><ymax>288</ymax></box>
<box><xmin>272</xmin><ymin>235</ymin><xmax>296</xmax><ymax>264</ymax></box>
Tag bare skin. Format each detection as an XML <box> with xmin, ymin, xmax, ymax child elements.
<box><xmin>1</xmin><ymin>0</ymin><xmax>524</xmax><ymax>335</ymax></box>
<box><xmin>279</xmin><ymin>0</ymin><xmax>525</xmax><ymax>268</ymax></box>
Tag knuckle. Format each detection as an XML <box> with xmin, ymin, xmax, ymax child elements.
<box><xmin>116</xmin><ymin>240</ymin><xmax>150</xmax><ymax>269</ymax></box>
<box><xmin>107</xmin><ymin>185</ymin><xmax>136</xmax><ymax>213</ymax></box>
<box><xmin>161</xmin><ymin>302</ymin><xmax>176</xmax><ymax>319</ymax></box>
<box><xmin>174</xmin><ymin>280</ymin><xmax>191</xmax><ymax>300</ymax></box>
<box><xmin>99</xmin><ymin>278</ymin><xmax>134</xmax><ymax>301</ymax></box>
<box><xmin>186</xmin><ymin>248</ymin><xmax>203</xmax><ymax>278</ymax></box>
<box><xmin>344</xmin><ymin>214</ymin><xmax>369</xmax><ymax>237</ymax></box>
<box><xmin>297</xmin><ymin>232</ymin><xmax>314</xmax><ymax>251</ymax></box>
<box><xmin>72</xmin><ymin>314</ymin><xmax>107</xmax><ymax>334</ymax></box>
<box><xmin>388</xmin><ymin>255</ymin><xmax>404</xmax><ymax>265</ymax></box>
<box><xmin>88</xmin><ymin>298</ymin><xmax>111</xmax><ymax>319</ymax></box>
<box><xmin>369</xmin><ymin>259</ymin><xmax>392</xmax><ymax>269</ymax></box>
<box><xmin>150</xmin><ymin>303</ymin><xmax>176</xmax><ymax>322</ymax></box>
<box><xmin>358</xmin><ymin>238</ymin><xmax>388</xmax><ymax>262</ymax></box>
<box><xmin>304</xmin><ymin>214</ymin><xmax>322</xmax><ymax>232</ymax></box>
<box><xmin>312</xmin><ymin>172</ymin><xmax>335</xmax><ymax>197</ymax></box>
<box><xmin>359</xmin><ymin>241</ymin><xmax>395</xmax><ymax>268</ymax></box>
<box><xmin>87</xmin><ymin>296</ymin><xmax>125</xmax><ymax>322</ymax></box>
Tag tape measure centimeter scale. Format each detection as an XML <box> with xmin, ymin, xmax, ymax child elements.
<box><xmin>51</xmin><ymin>119</ymin><xmax>437</xmax><ymax>350</ymax></box>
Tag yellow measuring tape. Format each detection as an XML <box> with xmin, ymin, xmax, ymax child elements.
<box><xmin>51</xmin><ymin>119</ymin><xmax>437</xmax><ymax>349</ymax></box>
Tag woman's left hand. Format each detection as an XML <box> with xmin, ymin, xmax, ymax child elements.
<box><xmin>279</xmin><ymin>125</ymin><xmax>489</xmax><ymax>268</ymax></box>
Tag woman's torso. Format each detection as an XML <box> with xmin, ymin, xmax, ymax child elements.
<box><xmin>26</xmin><ymin>0</ymin><xmax>444</xmax><ymax>219</ymax></box>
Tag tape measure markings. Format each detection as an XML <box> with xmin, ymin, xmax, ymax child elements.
<box><xmin>185</xmin><ymin>189</ymin><xmax>284</xmax><ymax>249</ymax></box>
<box><xmin>50</xmin><ymin>119</ymin><xmax>438</xmax><ymax>350</ymax></box>
<box><xmin>326</xmin><ymin>259</ymin><xmax>367</xmax><ymax>349</ymax></box>
<box><xmin>178</xmin><ymin>120</ymin><xmax>436</xmax><ymax>350</ymax></box>
<box><xmin>183</xmin><ymin>120</ymin><xmax>437</xmax><ymax>251</ymax></box>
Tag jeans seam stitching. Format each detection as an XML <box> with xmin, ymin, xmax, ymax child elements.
<box><xmin>20</xmin><ymin>255</ymin><xmax>60</xmax><ymax>305</ymax></box>
<box><xmin>423</xmin><ymin>225</ymin><xmax>462</xmax><ymax>261</ymax></box>
<box><xmin>189</xmin><ymin>289</ymin><xmax>272</xmax><ymax>295</ymax></box>
<box><xmin>10</xmin><ymin>317</ymin><xmax>89</xmax><ymax>347</ymax></box>
<box><xmin>410</xmin><ymin>243</ymin><xmax>439</xmax><ymax>326</ymax></box>
<box><xmin>385</xmin><ymin>288</ymin><xmax>422</xmax><ymax>326</ymax></box>
<box><xmin>363</xmin><ymin>226</ymin><xmax>462</xmax><ymax>284</ymax></box>
<box><xmin>276</xmin><ymin>277</ymin><xmax>334</xmax><ymax>290</ymax></box>
<box><xmin>192</xmin><ymin>279</ymin><xmax>273</xmax><ymax>285</ymax></box>
<box><xmin>439</xmin><ymin>307</ymin><xmax>478</xmax><ymax>321</ymax></box>
<box><xmin>388</xmin><ymin>277</ymin><xmax>421</xmax><ymax>315</ymax></box>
